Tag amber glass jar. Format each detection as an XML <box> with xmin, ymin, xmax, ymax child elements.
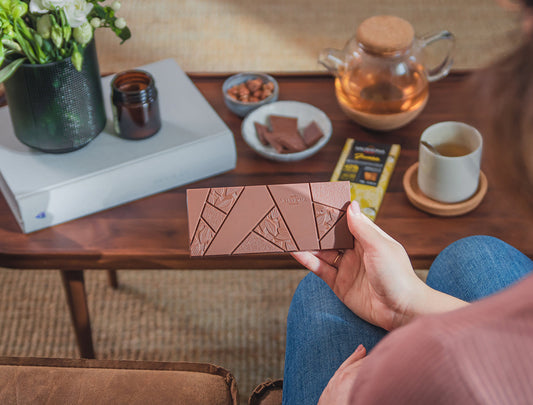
<box><xmin>111</xmin><ymin>70</ymin><xmax>161</xmax><ymax>140</ymax></box>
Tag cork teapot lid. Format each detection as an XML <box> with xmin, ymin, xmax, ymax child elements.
<box><xmin>356</xmin><ymin>15</ymin><xmax>415</xmax><ymax>54</ymax></box>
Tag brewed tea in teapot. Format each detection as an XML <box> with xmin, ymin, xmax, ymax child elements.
<box><xmin>320</xmin><ymin>15</ymin><xmax>454</xmax><ymax>131</ymax></box>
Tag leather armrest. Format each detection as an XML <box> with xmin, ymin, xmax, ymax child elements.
<box><xmin>0</xmin><ymin>357</ymin><xmax>238</xmax><ymax>405</ymax></box>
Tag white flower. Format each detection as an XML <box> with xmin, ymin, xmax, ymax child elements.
<box><xmin>73</xmin><ymin>21</ymin><xmax>93</xmax><ymax>45</ymax></box>
<box><xmin>111</xmin><ymin>1</ymin><xmax>121</xmax><ymax>11</ymax></box>
<box><xmin>114</xmin><ymin>17</ymin><xmax>126</xmax><ymax>29</ymax></box>
<box><xmin>29</xmin><ymin>0</ymin><xmax>93</xmax><ymax>29</ymax></box>
<box><xmin>64</xmin><ymin>0</ymin><xmax>93</xmax><ymax>28</ymax></box>
<box><xmin>30</xmin><ymin>0</ymin><xmax>69</xmax><ymax>14</ymax></box>
<box><xmin>90</xmin><ymin>17</ymin><xmax>101</xmax><ymax>28</ymax></box>
<box><xmin>36</xmin><ymin>14</ymin><xmax>52</xmax><ymax>39</ymax></box>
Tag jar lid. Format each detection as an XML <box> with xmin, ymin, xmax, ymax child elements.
<box><xmin>356</xmin><ymin>15</ymin><xmax>414</xmax><ymax>54</ymax></box>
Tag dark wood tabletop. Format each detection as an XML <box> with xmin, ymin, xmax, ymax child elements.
<box><xmin>1</xmin><ymin>72</ymin><xmax>532</xmax><ymax>270</ymax></box>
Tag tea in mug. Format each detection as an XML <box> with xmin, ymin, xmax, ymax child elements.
<box><xmin>433</xmin><ymin>142</ymin><xmax>472</xmax><ymax>157</ymax></box>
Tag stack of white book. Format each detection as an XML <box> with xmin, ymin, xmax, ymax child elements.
<box><xmin>0</xmin><ymin>59</ymin><xmax>237</xmax><ymax>233</ymax></box>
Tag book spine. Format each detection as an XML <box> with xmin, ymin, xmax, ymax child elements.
<box><xmin>17</xmin><ymin>132</ymin><xmax>237</xmax><ymax>233</ymax></box>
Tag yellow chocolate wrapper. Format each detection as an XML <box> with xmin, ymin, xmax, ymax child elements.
<box><xmin>331</xmin><ymin>139</ymin><xmax>400</xmax><ymax>221</ymax></box>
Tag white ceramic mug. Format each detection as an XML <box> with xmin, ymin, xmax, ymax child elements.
<box><xmin>417</xmin><ymin>121</ymin><xmax>483</xmax><ymax>203</ymax></box>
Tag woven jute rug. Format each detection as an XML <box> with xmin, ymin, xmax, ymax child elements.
<box><xmin>0</xmin><ymin>268</ymin><xmax>307</xmax><ymax>404</ymax></box>
<box><xmin>95</xmin><ymin>0</ymin><xmax>521</xmax><ymax>74</ymax></box>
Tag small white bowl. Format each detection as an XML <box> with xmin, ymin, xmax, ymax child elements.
<box><xmin>222</xmin><ymin>73</ymin><xmax>279</xmax><ymax>117</ymax></box>
<box><xmin>241</xmin><ymin>101</ymin><xmax>332</xmax><ymax>162</ymax></box>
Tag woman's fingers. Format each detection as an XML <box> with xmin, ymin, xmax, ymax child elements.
<box><xmin>291</xmin><ymin>251</ymin><xmax>338</xmax><ymax>288</ymax></box>
<box><xmin>336</xmin><ymin>344</ymin><xmax>367</xmax><ymax>374</ymax></box>
<box><xmin>347</xmin><ymin>201</ymin><xmax>396</xmax><ymax>249</ymax></box>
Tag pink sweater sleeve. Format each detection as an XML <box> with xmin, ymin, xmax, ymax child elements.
<box><xmin>348</xmin><ymin>274</ymin><xmax>533</xmax><ymax>404</ymax></box>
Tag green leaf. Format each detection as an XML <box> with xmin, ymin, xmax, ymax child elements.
<box><xmin>92</xmin><ymin>5</ymin><xmax>107</xmax><ymax>19</ymax></box>
<box><xmin>13</xmin><ymin>25</ymin><xmax>37</xmax><ymax>63</ymax></box>
<box><xmin>71</xmin><ymin>43</ymin><xmax>82</xmax><ymax>71</ymax></box>
<box><xmin>0</xmin><ymin>57</ymin><xmax>24</xmax><ymax>83</ymax></box>
<box><xmin>114</xmin><ymin>25</ymin><xmax>131</xmax><ymax>43</ymax></box>
<box><xmin>1</xmin><ymin>38</ymin><xmax>22</xmax><ymax>52</ymax></box>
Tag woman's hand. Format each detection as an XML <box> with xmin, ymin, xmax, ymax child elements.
<box><xmin>318</xmin><ymin>344</ymin><xmax>367</xmax><ymax>405</ymax></box>
<box><xmin>291</xmin><ymin>201</ymin><xmax>467</xmax><ymax>330</ymax></box>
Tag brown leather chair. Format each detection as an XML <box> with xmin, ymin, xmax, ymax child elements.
<box><xmin>249</xmin><ymin>379</ymin><xmax>283</xmax><ymax>405</ymax></box>
<box><xmin>0</xmin><ymin>357</ymin><xmax>238</xmax><ymax>405</ymax></box>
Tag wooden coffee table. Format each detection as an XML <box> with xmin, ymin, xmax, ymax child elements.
<box><xmin>1</xmin><ymin>72</ymin><xmax>532</xmax><ymax>358</ymax></box>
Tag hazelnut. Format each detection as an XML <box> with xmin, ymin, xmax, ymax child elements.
<box><xmin>263</xmin><ymin>82</ymin><xmax>275</xmax><ymax>91</ymax></box>
<box><xmin>238</xmin><ymin>85</ymin><xmax>250</xmax><ymax>97</ymax></box>
<box><xmin>246</xmin><ymin>78</ymin><xmax>263</xmax><ymax>92</ymax></box>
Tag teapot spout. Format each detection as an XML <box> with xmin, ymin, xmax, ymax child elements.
<box><xmin>318</xmin><ymin>48</ymin><xmax>346</xmax><ymax>76</ymax></box>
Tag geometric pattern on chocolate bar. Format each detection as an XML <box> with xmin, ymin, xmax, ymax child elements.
<box><xmin>267</xmin><ymin>183</ymin><xmax>319</xmax><ymax>251</ymax></box>
<box><xmin>319</xmin><ymin>211</ymin><xmax>353</xmax><ymax>250</ymax></box>
<box><xmin>205</xmin><ymin>185</ymin><xmax>275</xmax><ymax>256</ymax></box>
<box><xmin>310</xmin><ymin>182</ymin><xmax>350</xmax><ymax>210</ymax></box>
<box><xmin>187</xmin><ymin>188</ymin><xmax>211</xmax><ymax>242</ymax></box>
<box><xmin>207</xmin><ymin>187</ymin><xmax>244</xmax><ymax>214</ymax></box>
<box><xmin>202</xmin><ymin>202</ymin><xmax>226</xmax><ymax>232</ymax></box>
<box><xmin>313</xmin><ymin>202</ymin><xmax>344</xmax><ymax>239</ymax></box>
<box><xmin>187</xmin><ymin>181</ymin><xmax>353</xmax><ymax>256</ymax></box>
<box><xmin>233</xmin><ymin>231</ymin><xmax>284</xmax><ymax>254</ymax></box>
<box><xmin>190</xmin><ymin>218</ymin><xmax>216</xmax><ymax>256</ymax></box>
<box><xmin>254</xmin><ymin>207</ymin><xmax>297</xmax><ymax>251</ymax></box>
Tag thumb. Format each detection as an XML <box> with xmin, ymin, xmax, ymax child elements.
<box><xmin>347</xmin><ymin>201</ymin><xmax>393</xmax><ymax>249</ymax></box>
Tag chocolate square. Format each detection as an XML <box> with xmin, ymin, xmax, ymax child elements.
<box><xmin>254</xmin><ymin>122</ymin><xmax>270</xmax><ymax>146</ymax></box>
<box><xmin>263</xmin><ymin>131</ymin><xmax>287</xmax><ymax>153</ymax></box>
<box><xmin>187</xmin><ymin>181</ymin><xmax>354</xmax><ymax>256</ymax></box>
<box><xmin>275</xmin><ymin>130</ymin><xmax>307</xmax><ymax>153</ymax></box>
<box><xmin>302</xmin><ymin>121</ymin><xmax>324</xmax><ymax>147</ymax></box>
<box><xmin>269</xmin><ymin>115</ymin><xmax>299</xmax><ymax>133</ymax></box>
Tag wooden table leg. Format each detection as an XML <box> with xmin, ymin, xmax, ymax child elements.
<box><xmin>60</xmin><ymin>270</ymin><xmax>95</xmax><ymax>359</ymax></box>
<box><xmin>106</xmin><ymin>270</ymin><xmax>119</xmax><ymax>289</ymax></box>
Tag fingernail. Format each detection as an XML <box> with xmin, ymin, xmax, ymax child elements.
<box><xmin>349</xmin><ymin>200</ymin><xmax>361</xmax><ymax>215</ymax></box>
<box><xmin>355</xmin><ymin>344</ymin><xmax>365</xmax><ymax>353</ymax></box>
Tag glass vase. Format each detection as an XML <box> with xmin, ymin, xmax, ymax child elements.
<box><xmin>3</xmin><ymin>40</ymin><xmax>106</xmax><ymax>153</ymax></box>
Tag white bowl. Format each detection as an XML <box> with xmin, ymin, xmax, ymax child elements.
<box><xmin>241</xmin><ymin>101</ymin><xmax>332</xmax><ymax>162</ymax></box>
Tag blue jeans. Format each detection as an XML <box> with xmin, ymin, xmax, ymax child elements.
<box><xmin>282</xmin><ymin>236</ymin><xmax>533</xmax><ymax>405</ymax></box>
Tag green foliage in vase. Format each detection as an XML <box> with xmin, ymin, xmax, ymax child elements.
<box><xmin>0</xmin><ymin>0</ymin><xmax>131</xmax><ymax>82</ymax></box>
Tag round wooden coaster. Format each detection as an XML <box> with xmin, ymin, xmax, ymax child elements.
<box><xmin>403</xmin><ymin>162</ymin><xmax>488</xmax><ymax>216</ymax></box>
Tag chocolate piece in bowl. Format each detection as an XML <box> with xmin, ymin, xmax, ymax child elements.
<box><xmin>263</xmin><ymin>131</ymin><xmax>287</xmax><ymax>153</ymax></box>
<box><xmin>254</xmin><ymin>122</ymin><xmax>270</xmax><ymax>146</ymax></box>
<box><xmin>275</xmin><ymin>130</ymin><xmax>307</xmax><ymax>153</ymax></box>
<box><xmin>187</xmin><ymin>181</ymin><xmax>354</xmax><ymax>256</ymax></box>
<box><xmin>269</xmin><ymin>115</ymin><xmax>299</xmax><ymax>133</ymax></box>
<box><xmin>302</xmin><ymin>121</ymin><xmax>325</xmax><ymax>147</ymax></box>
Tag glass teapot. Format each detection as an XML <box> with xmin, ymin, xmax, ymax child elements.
<box><xmin>319</xmin><ymin>15</ymin><xmax>455</xmax><ymax>131</ymax></box>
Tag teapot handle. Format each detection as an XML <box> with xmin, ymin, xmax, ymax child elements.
<box><xmin>318</xmin><ymin>48</ymin><xmax>346</xmax><ymax>75</ymax></box>
<box><xmin>418</xmin><ymin>30</ymin><xmax>455</xmax><ymax>82</ymax></box>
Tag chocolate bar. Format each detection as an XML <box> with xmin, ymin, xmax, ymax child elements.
<box><xmin>187</xmin><ymin>181</ymin><xmax>354</xmax><ymax>256</ymax></box>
